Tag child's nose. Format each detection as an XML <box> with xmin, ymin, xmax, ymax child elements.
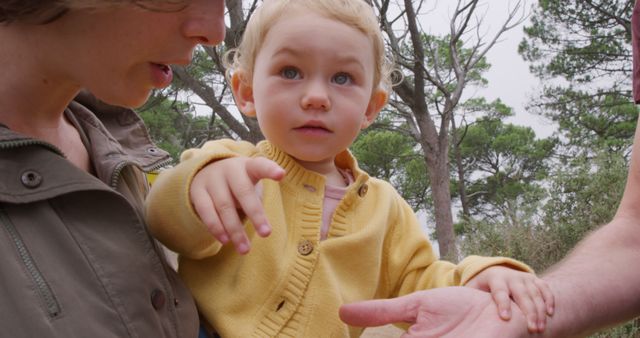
<box><xmin>301</xmin><ymin>81</ymin><xmax>331</xmax><ymax>111</ymax></box>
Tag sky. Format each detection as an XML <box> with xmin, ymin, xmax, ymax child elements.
<box><xmin>418</xmin><ymin>0</ymin><xmax>557</xmax><ymax>139</ymax></box>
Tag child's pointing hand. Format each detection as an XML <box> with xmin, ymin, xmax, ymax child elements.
<box><xmin>190</xmin><ymin>156</ymin><xmax>285</xmax><ymax>254</ymax></box>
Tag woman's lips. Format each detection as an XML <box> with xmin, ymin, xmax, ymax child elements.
<box><xmin>150</xmin><ymin>63</ymin><xmax>173</xmax><ymax>88</ymax></box>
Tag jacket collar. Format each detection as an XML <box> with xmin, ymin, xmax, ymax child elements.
<box><xmin>0</xmin><ymin>92</ymin><xmax>171</xmax><ymax>187</ymax></box>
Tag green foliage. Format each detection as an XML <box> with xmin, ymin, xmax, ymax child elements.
<box><xmin>455</xmin><ymin>117</ymin><xmax>559</xmax><ymax>271</ymax></box>
<box><xmin>589</xmin><ymin>319</ymin><xmax>640</xmax><ymax>338</ymax></box>
<box><xmin>528</xmin><ymin>87</ymin><xmax>637</xmax><ymax>155</ymax></box>
<box><xmin>188</xmin><ymin>48</ymin><xmax>220</xmax><ymax>81</ymax></box>
<box><xmin>520</xmin><ymin>0</ymin><xmax>635</xmax><ymax>156</ymax></box>
<box><xmin>351</xmin><ymin>124</ymin><xmax>430</xmax><ymax>211</ymax></box>
<box><xmin>460</xmin><ymin>98</ymin><xmax>513</xmax><ymax>119</ymax></box>
<box><xmin>420</xmin><ymin>34</ymin><xmax>490</xmax><ymax>88</ymax></box>
<box><xmin>520</xmin><ymin>0</ymin><xmax>632</xmax><ymax>83</ymax></box>
<box><xmin>138</xmin><ymin>91</ymin><xmax>227</xmax><ymax>161</ymax></box>
<box><xmin>458</xmin><ymin>211</ymin><xmax>555</xmax><ymax>271</ymax></box>
<box><xmin>458</xmin><ymin>3</ymin><xmax>639</xmax><ymax>334</ymax></box>
<box><xmin>453</xmin><ymin>117</ymin><xmax>556</xmax><ymax>222</ymax></box>
<box><xmin>540</xmin><ymin>150</ymin><xmax>628</xmax><ymax>267</ymax></box>
<box><xmin>460</xmin><ymin>147</ymin><xmax>628</xmax><ymax>273</ymax></box>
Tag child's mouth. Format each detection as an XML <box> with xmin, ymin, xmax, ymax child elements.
<box><xmin>294</xmin><ymin>125</ymin><xmax>332</xmax><ymax>135</ymax></box>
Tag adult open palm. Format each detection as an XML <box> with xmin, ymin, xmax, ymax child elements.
<box><xmin>339</xmin><ymin>287</ymin><xmax>529</xmax><ymax>338</ymax></box>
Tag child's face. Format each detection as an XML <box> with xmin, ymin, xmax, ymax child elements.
<box><xmin>239</xmin><ymin>10</ymin><xmax>384</xmax><ymax>170</ymax></box>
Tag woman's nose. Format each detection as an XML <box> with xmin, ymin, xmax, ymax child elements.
<box><xmin>181</xmin><ymin>0</ymin><xmax>226</xmax><ymax>46</ymax></box>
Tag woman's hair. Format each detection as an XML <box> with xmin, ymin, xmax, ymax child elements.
<box><xmin>0</xmin><ymin>0</ymin><xmax>187</xmax><ymax>24</ymax></box>
<box><xmin>225</xmin><ymin>0</ymin><xmax>394</xmax><ymax>90</ymax></box>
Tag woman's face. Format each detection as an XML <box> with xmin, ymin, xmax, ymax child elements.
<box><xmin>47</xmin><ymin>0</ymin><xmax>225</xmax><ymax>107</ymax></box>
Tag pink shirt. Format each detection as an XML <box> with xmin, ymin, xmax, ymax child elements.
<box><xmin>320</xmin><ymin>168</ymin><xmax>354</xmax><ymax>240</ymax></box>
<box><xmin>257</xmin><ymin>167</ymin><xmax>355</xmax><ymax>241</ymax></box>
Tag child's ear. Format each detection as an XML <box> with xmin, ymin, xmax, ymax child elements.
<box><xmin>231</xmin><ymin>70</ymin><xmax>256</xmax><ymax>117</ymax></box>
<box><xmin>361</xmin><ymin>88</ymin><xmax>388</xmax><ymax>129</ymax></box>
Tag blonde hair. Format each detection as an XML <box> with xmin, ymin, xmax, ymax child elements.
<box><xmin>225</xmin><ymin>0</ymin><xmax>393</xmax><ymax>90</ymax></box>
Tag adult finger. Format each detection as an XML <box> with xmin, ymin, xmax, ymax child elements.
<box><xmin>339</xmin><ymin>294</ymin><xmax>420</xmax><ymax>327</ymax></box>
<box><xmin>401</xmin><ymin>327</ymin><xmax>437</xmax><ymax>338</ymax></box>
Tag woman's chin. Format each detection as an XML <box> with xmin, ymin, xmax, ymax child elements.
<box><xmin>94</xmin><ymin>89</ymin><xmax>152</xmax><ymax>109</ymax></box>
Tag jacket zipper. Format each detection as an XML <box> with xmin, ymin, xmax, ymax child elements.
<box><xmin>109</xmin><ymin>157</ymin><xmax>173</xmax><ymax>189</ymax></box>
<box><xmin>0</xmin><ymin>207</ymin><xmax>62</xmax><ymax>318</ymax></box>
<box><xmin>0</xmin><ymin>139</ymin><xmax>64</xmax><ymax>155</ymax></box>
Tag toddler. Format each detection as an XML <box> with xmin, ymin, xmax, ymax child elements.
<box><xmin>146</xmin><ymin>0</ymin><xmax>553</xmax><ymax>336</ymax></box>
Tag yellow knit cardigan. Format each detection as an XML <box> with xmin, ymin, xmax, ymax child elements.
<box><xmin>145</xmin><ymin>139</ymin><xmax>532</xmax><ymax>338</ymax></box>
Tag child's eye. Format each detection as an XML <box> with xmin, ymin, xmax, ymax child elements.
<box><xmin>280</xmin><ymin>67</ymin><xmax>301</xmax><ymax>80</ymax></box>
<box><xmin>332</xmin><ymin>72</ymin><xmax>352</xmax><ymax>85</ymax></box>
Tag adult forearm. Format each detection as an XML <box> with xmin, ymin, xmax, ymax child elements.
<box><xmin>541</xmin><ymin>218</ymin><xmax>640</xmax><ymax>337</ymax></box>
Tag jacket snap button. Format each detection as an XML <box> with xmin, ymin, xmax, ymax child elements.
<box><xmin>150</xmin><ymin>289</ymin><xmax>166</xmax><ymax>310</ymax></box>
<box><xmin>357</xmin><ymin>184</ymin><xmax>368</xmax><ymax>197</ymax></box>
<box><xmin>20</xmin><ymin>170</ymin><xmax>42</xmax><ymax>188</ymax></box>
<box><xmin>297</xmin><ymin>239</ymin><xmax>314</xmax><ymax>256</ymax></box>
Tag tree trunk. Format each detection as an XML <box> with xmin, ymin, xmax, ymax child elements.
<box><xmin>451</xmin><ymin>118</ymin><xmax>471</xmax><ymax>220</ymax></box>
<box><xmin>422</xmin><ymin>145</ymin><xmax>459</xmax><ymax>262</ymax></box>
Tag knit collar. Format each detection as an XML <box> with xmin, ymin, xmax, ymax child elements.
<box><xmin>255</xmin><ymin>140</ymin><xmax>370</xmax><ymax>190</ymax></box>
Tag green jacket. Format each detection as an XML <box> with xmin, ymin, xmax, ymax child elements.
<box><xmin>0</xmin><ymin>93</ymin><xmax>198</xmax><ymax>337</ymax></box>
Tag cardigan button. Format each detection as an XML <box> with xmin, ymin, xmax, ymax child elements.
<box><xmin>150</xmin><ymin>289</ymin><xmax>166</xmax><ymax>310</ymax></box>
<box><xmin>297</xmin><ymin>239</ymin><xmax>314</xmax><ymax>256</ymax></box>
<box><xmin>21</xmin><ymin>170</ymin><xmax>43</xmax><ymax>188</ymax></box>
<box><xmin>357</xmin><ymin>184</ymin><xmax>368</xmax><ymax>197</ymax></box>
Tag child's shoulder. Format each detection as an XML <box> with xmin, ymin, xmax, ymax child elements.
<box><xmin>200</xmin><ymin>138</ymin><xmax>254</xmax><ymax>148</ymax></box>
<box><xmin>361</xmin><ymin>175</ymin><xmax>402</xmax><ymax>198</ymax></box>
<box><xmin>180</xmin><ymin>138</ymin><xmax>258</xmax><ymax>162</ymax></box>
